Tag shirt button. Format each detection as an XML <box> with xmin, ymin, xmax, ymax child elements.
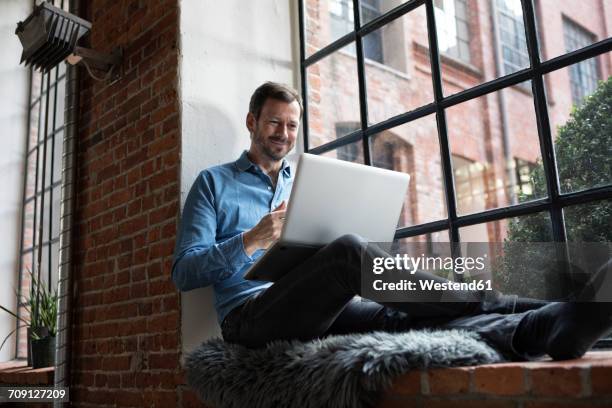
<box><xmin>268</xmin><ymin>186</ymin><xmax>272</xmax><ymax>191</ymax></box>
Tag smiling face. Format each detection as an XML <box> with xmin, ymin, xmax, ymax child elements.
<box><xmin>247</xmin><ymin>97</ymin><xmax>301</xmax><ymax>163</ymax></box>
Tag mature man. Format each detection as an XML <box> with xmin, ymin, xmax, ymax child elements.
<box><xmin>172</xmin><ymin>82</ymin><xmax>611</xmax><ymax>361</ymax></box>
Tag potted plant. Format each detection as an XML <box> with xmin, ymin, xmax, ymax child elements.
<box><xmin>1</xmin><ymin>271</ymin><xmax>58</xmax><ymax>368</ymax></box>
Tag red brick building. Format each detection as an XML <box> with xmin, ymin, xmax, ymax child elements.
<box><xmin>305</xmin><ymin>0</ymin><xmax>611</xmax><ymax>242</ymax></box>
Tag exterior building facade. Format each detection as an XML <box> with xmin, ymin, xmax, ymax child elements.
<box><xmin>304</xmin><ymin>0</ymin><xmax>611</xmax><ymax>243</ymax></box>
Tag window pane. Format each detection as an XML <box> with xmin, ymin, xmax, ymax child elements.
<box><xmin>306</xmin><ymin>45</ymin><xmax>361</xmax><ymax>149</ymax></box>
<box><xmin>305</xmin><ymin>0</ymin><xmax>354</xmax><ymax>57</ymax></box>
<box><xmin>435</xmin><ymin>0</ymin><xmax>471</xmax><ymax>64</ymax></box>
<box><xmin>42</xmin><ymin>193</ymin><xmax>51</xmax><ymax>244</ymax></box>
<box><xmin>51</xmin><ymin>241</ymin><xmax>60</xmax><ymax>290</ymax></box>
<box><xmin>31</xmin><ymin>70</ymin><xmax>43</xmax><ymax>102</ymax></box>
<box><xmin>544</xmin><ymin>59</ymin><xmax>609</xmax><ymax>194</ymax></box>
<box><xmin>563</xmin><ymin>200</ymin><xmax>612</xmax><ymax>243</ymax></box>
<box><xmin>364</xmin><ymin>5</ymin><xmax>434</xmax><ymax>125</ymax></box>
<box><xmin>55</xmin><ymin>77</ymin><xmax>66</xmax><ymax>131</ymax></box>
<box><xmin>536</xmin><ymin>1</ymin><xmax>602</xmax><ymax>61</ymax></box>
<box><xmin>359</xmin><ymin>0</ymin><xmax>411</xmax><ymax>24</ymax></box>
<box><xmin>460</xmin><ymin>213</ymin><xmax>555</xmax><ymax>299</ymax></box>
<box><xmin>439</xmin><ymin>0</ymin><xmax>530</xmax><ymax>97</ymax></box>
<box><xmin>446</xmin><ymin>81</ymin><xmax>544</xmax><ymax>215</ymax></box>
<box><xmin>370</xmin><ymin>114</ymin><xmax>447</xmax><ymax>227</ymax></box>
<box><xmin>321</xmin><ymin>140</ymin><xmax>364</xmax><ymax>163</ymax></box>
<box><xmin>52</xmin><ymin>186</ymin><xmax>62</xmax><ymax>240</ymax></box>
<box><xmin>45</xmin><ymin>137</ymin><xmax>54</xmax><ymax>187</ymax></box>
<box><xmin>53</xmin><ymin>131</ymin><xmax>63</xmax><ymax>184</ymax></box>
<box><xmin>46</xmin><ymin>83</ymin><xmax>56</xmax><ymax>136</ymax></box>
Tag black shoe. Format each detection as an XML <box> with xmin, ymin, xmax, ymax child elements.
<box><xmin>514</xmin><ymin>302</ymin><xmax>612</xmax><ymax>360</ymax></box>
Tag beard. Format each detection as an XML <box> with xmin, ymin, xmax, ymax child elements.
<box><xmin>252</xmin><ymin>128</ymin><xmax>292</xmax><ymax>161</ymax></box>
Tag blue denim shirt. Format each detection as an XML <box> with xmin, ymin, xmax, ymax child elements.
<box><xmin>172</xmin><ymin>151</ymin><xmax>293</xmax><ymax>324</ymax></box>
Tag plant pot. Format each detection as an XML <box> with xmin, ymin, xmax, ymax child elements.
<box><xmin>31</xmin><ymin>335</ymin><xmax>55</xmax><ymax>369</ymax></box>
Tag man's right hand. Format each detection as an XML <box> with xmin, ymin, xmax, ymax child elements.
<box><xmin>242</xmin><ymin>201</ymin><xmax>286</xmax><ymax>256</ymax></box>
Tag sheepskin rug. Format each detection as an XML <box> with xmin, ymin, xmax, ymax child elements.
<box><xmin>186</xmin><ymin>329</ymin><xmax>503</xmax><ymax>408</ymax></box>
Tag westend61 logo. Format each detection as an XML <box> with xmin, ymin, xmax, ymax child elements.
<box><xmin>360</xmin><ymin>242</ymin><xmax>612</xmax><ymax>303</ymax></box>
<box><xmin>371</xmin><ymin>253</ymin><xmax>488</xmax><ymax>275</ymax></box>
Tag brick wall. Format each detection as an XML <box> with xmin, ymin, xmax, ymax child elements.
<box><xmin>379</xmin><ymin>351</ymin><xmax>612</xmax><ymax>408</ymax></box>
<box><xmin>71</xmin><ymin>0</ymin><xmax>185</xmax><ymax>406</ymax></box>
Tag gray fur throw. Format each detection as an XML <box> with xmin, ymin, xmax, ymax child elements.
<box><xmin>185</xmin><ymin>329</ymin><xmax>503</xmax><ymax>408</ymax></box>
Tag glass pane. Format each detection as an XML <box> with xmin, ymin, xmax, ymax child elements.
<box><xmin>460</xmin><ymin>213</ymin><xmax>555</xmax><ymax>299</ymax></box>
<box><xmin>306</xmin><ymin>45</ymin><xmax>361</xmax><ymax>149</ymax></box>
<box><xmin>564</xmin><ymin>200</ymin><xmax>612</xmax><ymax>243</ymax></box>
<box><xmin>40</xmin><ymin>243</ymin><xmax>49</xmax><ymax>287</ymax></box>
<box><xmin>321</xmin><ymin>140</ymin><xmax>365</xmax><ymax>163</ymax></box>
<box><xmin>370</xmin><ymin>114</ymin><xmax>447</xmax><ymax>227</ymax></box>
<box><xmin>536</xmin><ymin>1</ymin><xmax>602</xmax><ymax>61</ymax></box>
<box><xmin>359</xmin><ymin>0</ymin><xmax>410</xmax><ymax>25</ymax></box>
<box><xmin>446</xmin><ymin>81</ymin><xmax>545</xmax><ymax>215</ymax></box>
<box><xmin>545</xmin><ymin>59</ymin><xmax>609</xmax><ymax>193</ymax></box>
<box><xmin>45</xmin><ymin>137</ymin><xmax>54</xmax><ymax>187</ymax></box>
<box><xmin>55</xmin><ymin>78</ymin><xmax>66</xmax><ymax>131</ymax></box>
<box><xmin>305</xmin><ymin>0</ymin><xmax>355</xmax><ymax>57</ymax></box>
<box><xmin>438</xmin><ymin>0</ymin><xmax>530</xmax><ymax>96</ymax></box>
<box><xmin>42</xmin><ymin>193</ymin><xmax>50</xmax><ymax>244</ymax></box>
<box><xmin>51</xmin><ymin>241</ymin><xmax>60</xmax><ymax>290</ymax></box>
<box><xmin>38</xmin><ymin>91</ymin><xmax>47</xmax><ymax>143</ymax></box>
<box><xmin>52</xmin><ymin>186</ymin><xmax>62</xmax><ymax>240</ymax></box>
<box><xmin>59</xmin><ymin>60</ymin><xmax>67</xmax><ymax>78</ymax></box>
<box><xmin>46</xmin><ymin>83</ymin><xmax>56</xmax><ymax>135</ymax></box>
<box><xmin>53</xmin><ymin>131</ymin><xmax>64</xmax><ymax>184</ymax></box>
<box><xmin>391</xmin><ymin>232</ymin><xmax>450</xmax><ymax>280</ymax></box>
<box><xmin>364</xmin><ymin>5</ymin><xmax>434</xmax><ymax>124</ymax></box>
<box><xmin>36</xmin><ymin>145</ymin><xmax>44</xmax><ymax>195</ymax></box>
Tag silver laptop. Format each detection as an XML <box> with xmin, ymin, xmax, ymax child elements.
<box><xmin>244</xmin><ymin>153</ymin><xmax>410</xmax><ymax>281</ymax></box>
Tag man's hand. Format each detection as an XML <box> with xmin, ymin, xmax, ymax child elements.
<box><xmin>242</xmin><ymin>201</ymin><xmax>286</xmax><ymax>256</ymax></box>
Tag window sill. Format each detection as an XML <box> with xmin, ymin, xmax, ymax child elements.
<box><xmin>0</xmin><ymin>360</ymin><xmax>54</xmax><ymax>385</ymax></box>
<box><xmin>379</xmin><ymin>350</ymin><xmax>612</xmax><ymax>407</ymax></box>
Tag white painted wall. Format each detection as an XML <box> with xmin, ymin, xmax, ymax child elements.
<box><xmin>0</xmin><ymin>0</ymin><xmax>31</xmax><ymax>362</ymax></box>
<box><xmin>179</xmin><ymin>0</ymin><xmax>301</xmax><ymax>356</ymax></box>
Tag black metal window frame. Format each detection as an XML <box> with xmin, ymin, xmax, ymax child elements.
<box><xmin>15</xmin><ymin>0</ymin><xmax>68</xmax><ymax>358</ymax></box>
<box><xmin>298</xmin><ymin>0</ymin><xmax>612</xmax><ymax>244</ymax></box>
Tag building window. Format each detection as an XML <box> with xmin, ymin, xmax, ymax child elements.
<box><xmin>329</xmin><ymin>0</ymin><xmax>383</xmax><ymax>63</ymax></box>
<box><xmin>496</xmin><ymin>0</ymin><xmax>529</xmax><ymax>75</ymax></box>
<box><xmin>15</xmin><ymin>0</ymin><xmax>67</xmax><ymax>359</ymax></box>
<box><xmin>563</xmin><ymin>18</ymin><xmax>599</xmax><ymax>105</ymax></box>
<box><xmin>514</xmin><ymin>158</ymin><xmax>537</xmax><ymax>198</ymax></box>
<box><xmin>434</xmin><ymin>0</ymin><xmax>471</xmax><ymax>64</ymax></box>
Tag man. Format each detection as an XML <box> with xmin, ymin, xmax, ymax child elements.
<box><xmin>173</xmin><ymin>82</ymin><xmax>612</xmax><ymax>361</ymax></box>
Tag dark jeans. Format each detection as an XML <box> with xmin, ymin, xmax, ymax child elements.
<box><xmin>222</xmin><ymin>234</ymin><xmax>535</xmax><ymax>360</ymax></box>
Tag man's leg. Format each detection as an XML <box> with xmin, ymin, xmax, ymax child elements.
<box><xmin>224</xmin><ymin>234</ymin><xmax>543</xmax><ymax>348</ymax></box>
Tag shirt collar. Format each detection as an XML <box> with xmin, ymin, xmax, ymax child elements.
<box><xmin>235</xmin><ymin>150</ymin><xmax>292</xmax><ymax>177</ymax></box>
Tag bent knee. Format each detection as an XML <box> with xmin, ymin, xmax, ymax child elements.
<box><xmin>333</xmin><ymin>233</ymin><xmax>366</xmax><ymax>250</ymax></box>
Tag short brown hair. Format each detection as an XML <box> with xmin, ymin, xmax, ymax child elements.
<box><xmin>249</xmin><ymin>82</ymin><xmax>303</xmax><ymax>119</ymax></box>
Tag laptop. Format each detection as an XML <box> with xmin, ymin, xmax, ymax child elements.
<box><xmin>244</xmin><ymin>153</ymin><xmax>410</xmax><ymax>282</ymax></box>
